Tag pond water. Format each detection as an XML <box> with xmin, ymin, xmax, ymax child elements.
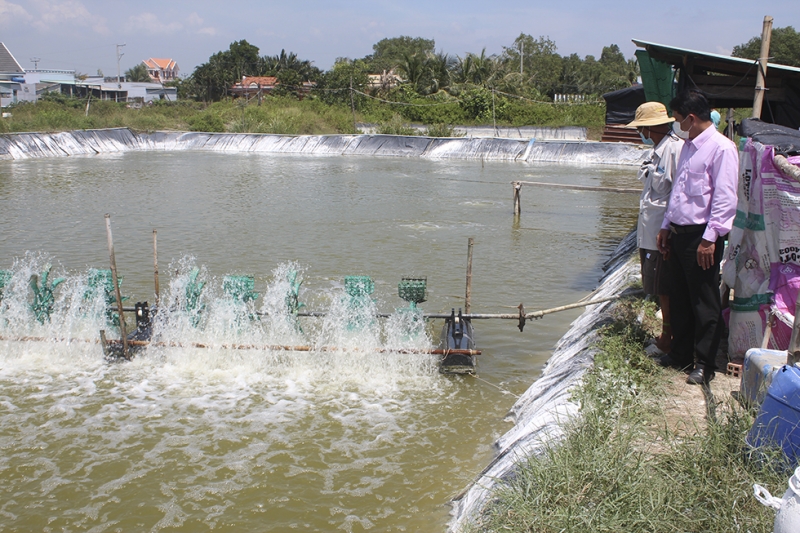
<box><xmin>0</xmin><ymin>152</ymin><xmax>639</xmax><ymax>531</ymax></box>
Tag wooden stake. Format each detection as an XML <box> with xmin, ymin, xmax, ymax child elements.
<box><xmin>465</xmin><ymin>237</ymin><xmax>474</xmax><ymax>314</ymax></box>
<box><xmin>153</xmin><ymin>229</ymin><xmax>159</xmax><ymax>306</ymax></box>
<box><xmin>752</xmin><ymin>15</ymin><xmax>774</xmax><ymax>119</ymax></box>
<box><xmin>104</xmin><ymin>214</ymin><xmax>129</xmax><ymax>360</ymax></box>
<box><xmin>513</xmin><ymin>181</ymin><xmax>521</xmax><ymax>215</ymax></box>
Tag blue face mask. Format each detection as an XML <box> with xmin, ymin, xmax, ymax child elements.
<box><xmin>639</xmin><ymin>131</ymin><xmax>655</xmax><ymax>146</ymax></box>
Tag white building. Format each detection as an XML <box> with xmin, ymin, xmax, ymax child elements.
<box><xmin>0</xmin><ymin>42</ymin><xmax>25</xmax><ymax>107</ymax></box>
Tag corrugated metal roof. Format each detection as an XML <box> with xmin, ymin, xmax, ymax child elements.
<box><xmin>632</xmin><ymin>39</ymin><xmax>800</xmax><ymax>76</ymax></box>
<box><xmin>0</xmin><ymin>42</ymin><xmax>25</xmax><ymax>74</ymax></box>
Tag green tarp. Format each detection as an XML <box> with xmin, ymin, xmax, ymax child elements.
<box><xmin>636</xmin><ymin>50</ymin><xmax>675</xmax><ymax>111</ymax></box>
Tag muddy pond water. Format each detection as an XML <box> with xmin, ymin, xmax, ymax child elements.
<box><xmin>0</xmin><ymin>152</ymin><xmax>639</xmax><ymax>531</ymax></box>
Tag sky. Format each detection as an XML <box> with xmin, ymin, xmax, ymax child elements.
<box><xmin>1</xmin><ymin>0</ymin><xmax>798</xmax><ymax>77</ymax></box>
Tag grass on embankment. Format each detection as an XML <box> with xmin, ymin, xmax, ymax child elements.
<box><xmin>471</xmin><ymin>298</ymin><xmax>787</xmax><ymax>533</ymax></box>
<box><xmin>0</xmin><ymin>95</ymin><xmax>356</xmax><ymax>135</ymax></box>
<box><xmin>0</xmin><ymin>94</ymin><xmax>606</xmax><ymax>138</ymax></box>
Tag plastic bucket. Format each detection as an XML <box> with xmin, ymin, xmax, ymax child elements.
<box><xmin>747</xmin><ymin>365</ymin><xmax>800</xmax><ymax>463</ymax></box>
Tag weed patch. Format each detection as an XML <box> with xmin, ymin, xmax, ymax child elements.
<box><xmin>473</xmin><ymin>297</ymin><xmax>786</xmax><ymax>533</ymax></box>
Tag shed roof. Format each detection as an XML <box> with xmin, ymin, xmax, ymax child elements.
<box><xmin>632</xmin><ymin>39</ymin><xmax>800</xmax><ymax>129</ymax></box>
<box><xmin>632</xmin><ymin>39</ymin><xmax>800</xmax><ymax>78</ymax></box>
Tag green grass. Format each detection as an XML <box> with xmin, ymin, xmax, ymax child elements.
<box><xmin>471</xmin><ymin>298</ymin><xmax>787</xmax><ymax>533</ymax></box>
<box><xmin>0</xmin><ymin>93</ymin><xmax>605</xmax><ymax>136</ymax></box>
<box><xmin>0</xmin><ymin>95</ymin><xmax>357</xmax><ymax>135</ymax></box>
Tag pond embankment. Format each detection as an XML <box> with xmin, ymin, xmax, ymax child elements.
<box><xmin>0</xmin><ymin>128</ymin><xmax>648</xmax><ymax>165</ymax></box>
<box><xmin>448</xmin><ymin>231</ymin><xmax>639</xmax><ymax>532</ymax></box>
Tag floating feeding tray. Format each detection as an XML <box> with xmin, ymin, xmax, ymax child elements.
<box><xmin>0</xmin><ymin>270</ymin><xmax>11</xmax><ymax>301</ymax></box>
<box><xmin>343</xmin><ymin>276</ymin><xmax>374</xmax><ymax>331</ymax></box>
<box><xmin>85</xmin><ymin>268</ymin><xmax>127</xmax><ymax>326</ymax></box>
<box><xmin>344</xmin><ymin>276</ymin><xmax>374</xmax><ymax>297</ymax></box>
<box><xmin>398</xmin><ymin>277</ymin><xmax>427</xmax><ymax>309</ymax></box>
<box><xmin>29</xmin><ymin>265</ymin><xmax>65</xmax><ymax>324</ymax></box>
<box><xmin>223</xmin><ymin>275</ymin><xmax>259</xmax><ymax>303</ymax></box>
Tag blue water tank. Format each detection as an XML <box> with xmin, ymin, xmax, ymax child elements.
<box><xmin>748</xmin><ymin>365</ymin><xmax>800</xmax><ymax>463</ymax></box>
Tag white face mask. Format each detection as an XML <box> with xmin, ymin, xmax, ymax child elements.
<box><xmin>672</xmin><ymin>117</ymin><xmax>691</xmax><ymax>140</ymax></box>
<box><xmin>638</xmin><ymin>131</ymin><xmax>655</xmax><ymax>146</ymax></box>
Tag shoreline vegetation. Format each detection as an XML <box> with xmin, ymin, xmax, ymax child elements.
<box><xmin>469</xmin><ymin>295</ymin><xmax>786</xmax><ymax>533</ymax></box>
<box><xmin>0</xmin><ymin>93</ymin><xmax>606</xmax><ymax>139</ymax></box>
<box><xmin>3</xmin><ymin>26</ymin><xmax>797</xmax><ymax>140</ymax></box>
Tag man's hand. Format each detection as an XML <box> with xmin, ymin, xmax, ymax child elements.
<box><xmin>657</xmin><ymin>228</ymin><xmax>671</xmax><ymax>259</ymax></box>
<box><xmin>697</xmin><ymin>239</ymin><xmax>716</xmax><ymax>269</ymax></box>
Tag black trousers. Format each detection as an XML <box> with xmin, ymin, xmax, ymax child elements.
<box><xmin>668</xmin><ymin>229</ymin><xmax>725</xmax><ymax>372</ymax></box>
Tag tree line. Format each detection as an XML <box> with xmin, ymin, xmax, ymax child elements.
<box><xmin>141</xmin><ymin>26</ymin><xmax>800</xmax><ymax>127</ymax></box>
<box><xmin>173</xmin><ymin>34</ymin><xmax>638</xmax><ymax>105</ymax></box>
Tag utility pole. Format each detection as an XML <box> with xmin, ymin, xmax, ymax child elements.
<box><xmin>752</xmin><ymin>16</ymin><xmax>773</xmax><ymax>119</ymax></box>
<box><xmin>520</xmin><ymin>41</ymin><xmax>524</xmax><ymax>75</ymax></box>
<box><xmin>30</xmin><ymin>57</ymin><xmax>40</xmax><ymax>70</ymax></box>
<box><xmin>350</xmin><ymin>60</ymin><xmax>357</xmax><ymax>133</ymax></box>
<box><xmin>116</xmin><ymin>43</ymin><xmax>126</xmax><ymax>94</ymax></box>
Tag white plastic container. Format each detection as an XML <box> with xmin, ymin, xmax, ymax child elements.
<box><xmin>754</xmin><ymin>466</ymin><xmax>800</xmax><ymax>533</ymax></box>
<box><xmin>741</xmin><ymin>348</ymin><xmax>788</xmax><ymax>407</ymax></box>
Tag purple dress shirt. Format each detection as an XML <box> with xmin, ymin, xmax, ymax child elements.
<box><xmin>661</xmin><ymin>124</ymin><xmax>739</xmax><ymax>242</ymax></box>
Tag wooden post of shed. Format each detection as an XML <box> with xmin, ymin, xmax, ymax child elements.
<box><xmin>752</xmin><ymin>15</ymin><xmax>774</xmax><ymax>119</ymax></box>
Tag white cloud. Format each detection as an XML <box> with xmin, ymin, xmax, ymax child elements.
<box><xmin>187</xmin><ymin>12</ymin><xmax>203</xmax><ymax>26</ymax></box>
<box><xmin>0</xmin><ymin>0</ymin><xmax>31</xmax><ymax>26</ymax></box>
<box><xmin>30</xmin><ymin>0</ymin><xmax>109</xmax><ymax>35</ymax></box>
<box><xmin>198</xmin><ymin>27</ymin><xmax>217</xmax><ymax>36</ymax></box>
<box><xmin>126</xmin><ymin>12</ymin><xmax>183</xmax><ymax>34</ymax></box>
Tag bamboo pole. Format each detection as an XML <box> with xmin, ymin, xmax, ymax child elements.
<box><xmin>465</xmin><ymin>238</ymin><xmax>474</xmax><ymax>313</ymax></box>
<box><xmin>120</xmin><ymin>291</ymin><xmax>640</xmax><ymax>321</ymax></box>
<box><xmin>153</xmin><ymin>229</ymin><xmax>159</xmax><ymax>306</ymax></box>
<box><xmin>108</xmin><ymin>339</ymin><xmax>480</xmax><ymax>356</ymax></box>
<box><xmin>752</xmin><ymin>15</ymin><xmax>774</xmax><ymax>119</ymax></box>
<box><xmin>513</xmin><ymin>181</ymin><xmax>521</xmax><ymax>215</ymax></box>
<box><xmin>104</xmin><ymin>214</ymin><xmax>129</xmax><ymax>360</ymax></box>
<box><xmin>0</xmin><ymin>334</ymin><xmax>479</xmax><ymax>356</ymax></box>
<box><xmin>513</xmin><ymin>180</ymin><xmax>640</xmax><ymax>194</ymax></box>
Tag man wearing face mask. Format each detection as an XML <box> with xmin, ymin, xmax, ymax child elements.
<box><xmin>627</xmin><ymin>102</ymin><xmax>684</xmax><ymax>355</ymax></box>
<box><xmin>655</xmin><ymin>90</ymin><xmax>739</xmax><ymax>385</ymax></box>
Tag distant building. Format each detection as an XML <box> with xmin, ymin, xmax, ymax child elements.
<box><xmin>0</xmin><ymin>42</ymin><xmax>25</xmax><ymax>106</ymax></box>
<box><xmin>143</xmin><ymin>58</ymin><xmax>179</xmax><ymax>83</ymax></box>
<box><xmin>231</xmin><ymin>76</ymin><xmax>278</xmax><ymax>97</ymax></box>
<box><xmin>74</xmin><ymin>76</ymin><xmax>176</xmax><ymax>103</ymax></box>
<box><xmin>367</xmin><ymin>69</ymin><xmax>402</xmax><ymax>91</ymax></box>
<box><xmin>19</xmin><ymin>69</ymin><xmax>78</xmax><ymax>103</ymax></box>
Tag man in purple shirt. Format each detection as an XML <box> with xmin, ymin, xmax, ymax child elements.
<box><xmin>655</xmin><ymin>90</ymin><xmax>739</xmax><ymax>385</ymax></box>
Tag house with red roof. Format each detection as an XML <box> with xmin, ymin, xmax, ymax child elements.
<box><xmin>143</xmin><ymin>58</ymin><xmax>179</xmax><ymax>83</ymax></box>
<box><xmin>231</xmin><ymin>76</ymin><xmax>278</xmax><ymax>97</ymax></box>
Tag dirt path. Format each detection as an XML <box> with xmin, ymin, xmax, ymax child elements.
<box><xmin>660</xmin><ymin>368</ymin><xmax>741</xmax><ymax>436</ymax></box>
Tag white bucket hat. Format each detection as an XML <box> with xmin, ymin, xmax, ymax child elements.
<box><xmin>627</xmin><ymin>102</ymin><xmax>675</xmax><ymax>127</ymax></box>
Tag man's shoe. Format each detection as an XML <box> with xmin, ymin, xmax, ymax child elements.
<box><xmin>686</xmin><ymin>366</ymin><xmax>714</xmax><ymax>385</ymax></box>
